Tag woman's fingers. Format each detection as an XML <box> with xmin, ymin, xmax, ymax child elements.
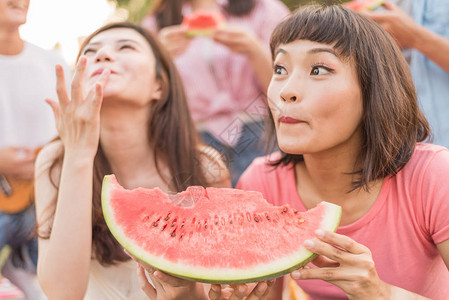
<box><xmin>315</xmin><ymin>230</ymin><xmax>369</xmax><ymax>255</ymax></box>
<box><xmin>71</xmin><ymin>56</ymin><xmax>87</xmax><ymax>104</ymax></box>
<box><xmin>91</xmin><ymin>69</ymin><xmax>110</xmax><ymax>109</ymax></box>
<box><xmin>137</xmin><ymin>265</ymin><xmax>157</xmax><ymax>299</ymax></box>
<box><xmin>45</xmin><ymin>99</ymin><xmax>60</xmax><ymax>122</ymax></box>
<box><xmin>291</xmin><ymin>266</ymin><xmax>350</xmax><ymax>282</ymax></box>
<box><xmin>153</xmin><ymin>270</ymin><xmax>191</xmax><ymax>288</ymax></box>
<box><xmin>311</xmin><ymin>255</ymin><xmax>340</xmax><ymax>268</ymax></box>
<box><xmin>246</xmin><ymin>281</ymin><xmax>270</xmax><ymax>300</ymax></box>
<box><xmin>55</xmin><ymin>65</ymin><xmax>70</xmax><ymax>107</ymax></box>
<box><xmin>208</xmin><ymin>284</ymin><xmax>222</xmax><ymax>300</ymax></box>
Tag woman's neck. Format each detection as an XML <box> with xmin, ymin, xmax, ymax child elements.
<box><xmin>295</xmin><ymin>147</ymin><xmax>383</xmax><ymax>226</ymax></box>
<box><xmin>99</xmin><ymin>105</ymin><xmax>161</xmax><ymax>189</ymax></box>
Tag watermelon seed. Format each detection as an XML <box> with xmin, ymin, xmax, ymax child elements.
<box><xmin>254</xmin><ymin>216</ymin><xmax>259</xmax><ymax>222</ymax></box>
<box><xmin>179</xmin><ymin>234</ymin><xmax>183</xmax><ymax>240</ymax></box>
<box><xmin>164</xmin><ymin>214</ymin><xmax>171</xmax><ymax>221</ymax></box>
<box><xmin>283</xmin><ymin>207</ymin><xmax>288</xmax><ymax>213</ymax></box>
<box><xmin>153</xmin><ymin>222</ymin><xmax>159</xmax><ymax>227</ymax></box>
<box><xmin>266</xmin><ymin>214</ymin><xmax>270</xmax><ymax>221</ymax></box>
<box><xmin>229</xmin><ymin>219</ymin><xmax>233</xmax><ymax>225</ymax></box>
<box><xmin>171</xmin><ymin>223</ymin><xmax>176</xmax><ymax>227</ymax></box>
<box><xmin>204</xmin><ymin>225</ymin><xmax>208</xmax><ymax>229</ymax></box>
<box><xmin>171</xmin><ymin>232</ymin><xmax>176</xmax><ymax>237</ymax></box>
<box><xmin>180</xmin><ymin>224</ymin><xmax>184</xmax><ymax>229</ymax></box>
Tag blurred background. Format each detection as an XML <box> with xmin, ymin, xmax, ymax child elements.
<box><xmin>21</xmin><ymin>0</ymin><xmax>340</xmax><ymax>65</ymax></box>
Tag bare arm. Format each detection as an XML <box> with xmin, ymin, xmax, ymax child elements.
<box><xmin>35</xmin><ymin>142</ymin><xmax>94</xmax><ymax>299</ymax></box>
<box><xmin>413</xmin><ymin>26</ymin><xmax>449</xmax><ymax>74</ymax></box>
<box><xmin>36</xmin><ymin>58</ymin><xmax>110</xmax><ymax>299</ymax></box>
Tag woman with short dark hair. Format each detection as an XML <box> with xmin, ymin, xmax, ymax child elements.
<box><xmin>238</xmin><ymin>5</ymin><xmax>449</xmax><ymax>299</ymax></box>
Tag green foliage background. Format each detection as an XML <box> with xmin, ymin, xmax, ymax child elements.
<box><xmin>108</xmin><ymin>0</ymin><xmax>347</xmax><ymax>23</ymax></box>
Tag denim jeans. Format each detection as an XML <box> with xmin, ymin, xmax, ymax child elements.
<box><xmin>200</xmin><ymin>120</ymin><xmax>273</xmax><ymax>187</ymax></box>
<box><xmin>0</xmin><ymin>205</ymin><xmax>38</xmax><ymax>270</ymax></box>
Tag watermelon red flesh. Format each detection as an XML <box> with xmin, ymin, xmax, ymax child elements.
<box><xmin>102</xmin><ymin>175</ymin><xmax>341</xmax><ymax>284</ymax></box>
<box><xmin>343</xmin><ymin>0</ymin><xmax>384</xmax><ymax>11</ymax></box>
<box><xmin>182</xmin><ymin>10</ymin><xmax>224</xmax><ymax>36</ymax></box>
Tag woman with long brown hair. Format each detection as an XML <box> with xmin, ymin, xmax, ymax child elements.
<box><xmin>238</xmin><ymin>5</ymin><xmax>449</xmax><ymax>299</ymax></box>
<box><xmin>34</xmin><ymin>22</ymin><xmax>231</xmax><ymax>299</ymax></box>
<box><xmin>142</xmin><ymin>0</ymin><xmax>290</xmax><ymax>186</ymax></box>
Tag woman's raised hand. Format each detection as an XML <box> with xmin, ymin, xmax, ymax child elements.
<box><xmin>291</xmin><ymin>230</ymin><xmax>390</xmax><ymax>299</ymax></box>
<box><xmin>46</xmin><ymin>57</ymin><xmax>110</xmax><ymax>158</ymax></box>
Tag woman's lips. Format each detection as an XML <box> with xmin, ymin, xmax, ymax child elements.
<box><xmin>91</xmin><ymin>68</ymin><xmax>114</xmax><ymax>77</ymax></box>
<box><xmin>279</xmin><ymin>116</ymin><xmax>303</xmax><ymax>124</ymax></box>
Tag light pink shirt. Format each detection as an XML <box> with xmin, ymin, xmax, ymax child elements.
<box><xmin>237</xmin><ymin>143</ymin><xmax>449</xmax><ymax>299</ymax></box>
<box><xmin>142</xmin><ymin>0</ymin><xmax>290</xmax><ymax>145</ymax></box>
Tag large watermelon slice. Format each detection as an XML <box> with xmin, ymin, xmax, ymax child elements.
<box><xmin>182</xmin><ymin>10</ymin><xmax>225</xmax><ymax>37</ymax></box>
<box><xmin>101</xmin><ymin>175</ymin><xmax>341</xmax><ymax>284</ymax></box>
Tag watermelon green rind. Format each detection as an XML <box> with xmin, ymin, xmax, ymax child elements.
<box><xmin>185</xmin><ymin>29</ymin><xmax>215</xmax><ymax>38</ymax></box>
<box><xmin>101</xmin><ymin>175</ymin><xmax>342</xmax><ymax>284</ymax></box>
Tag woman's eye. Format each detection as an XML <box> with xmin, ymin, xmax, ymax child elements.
<box><xmin>119</xmin><ymin>45</ymin><xmax>134</xmax><ymax>50</ymax></box>
<box><xmin>310</xmin><ymin>66</ymin><xmax>332</xmax><ymax>76</ymax></box>
<box><xmin>273</xmin><ymin>65</ymin><xmax>287</xmax><ymax>75</ymax></box>
<box><xmin>83</xmin><ymin>48</ymin><xmax>96</xmax><ymax>55</ymax></box>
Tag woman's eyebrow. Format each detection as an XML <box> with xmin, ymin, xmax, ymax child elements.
<box><xmin>117</xmin><ymin>39</ymin><xmax>139</xmax><ymax>44</ymax></box>
<box><xmin>308</xmin><ymin>47</ymin><xmax>338</xmax><ymax>57</ymax></box>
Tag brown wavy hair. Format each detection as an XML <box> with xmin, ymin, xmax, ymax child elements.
<box><xmin>148</xmin><ymin>0</ymin><xmax>257</xmax><ymax>29</ymax></box>
<box><xmin>267</xmin><ymin>5</ymin><xmax>430</xmax><ymax>190</ymax></box>
<box><xmin>40</xmin><ymin>22</ymin><xmax>209</xmax><ymax>265</ymax></box>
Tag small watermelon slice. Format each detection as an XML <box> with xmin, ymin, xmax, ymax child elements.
<box><xmin>101</xmin><ymin>175</ymin><xmax>341</xmax><ymax>284</ymax></box>
<box><xmin>182</xmin><ymin>10</ymin><xmax>225</xmax><ymax>37</ymax></box>
<box><xmin>343</xmin><ymin>0</ymin><xmax>385</xmax><ymax>12</ymax></box>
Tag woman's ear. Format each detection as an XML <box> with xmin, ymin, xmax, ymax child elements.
<box><xmin>151</xmin><ymin>80</ymin><xmax>163</xmax><ymax>101</ymax></box>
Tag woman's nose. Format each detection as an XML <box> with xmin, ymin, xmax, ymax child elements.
<box><xmin>95</xmin><ymin>48</ymin><xmax>113</xmax><ymax>62</ymax></box>
<box><xmin>280</xmin><ymin>80</ymin><xmax>301</xmax><ymax>103</ymax></box>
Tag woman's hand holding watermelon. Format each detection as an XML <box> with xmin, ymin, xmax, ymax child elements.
<box><xmin>290</xmin><ymin>230</ymin><xmax>391</xmax><ymax>299</ymax></box>
<box><xmin>212</xmin><ymin>26</ymin><xmax>272</xmax><ymax>91</ymax></box>
<box><xmin>208</xmin><ymin>280</ymin><xmax>276</xmax><ymax>300</ymax></box>
<box><xmin>46</xmin><ymin>56</ymin><xmax>110</xmax><ymax>159</ymax></box>
<box><xmin>159</xmin><ymin>25</ymin><xmax>192</xmax><ymax>57</ymax></box>
<box><xmin>136</xmin><ymin>264</ymin><xmax>207</xmax><ymax>300</ymax></box>
<box><xmin>212</xmin><ymin>26</ymin><xmax>261</xmax><ymax>56</ymax></box>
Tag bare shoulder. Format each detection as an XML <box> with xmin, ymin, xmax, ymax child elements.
<box><xmin>198</xmin><ymin>145</ymin><xmax>231</xmax><ymax>188</ymax></box>
<box><xmin>35</xmin><ymin>140</ymin><xmax>63</xmax><ymax>226</ymax></box>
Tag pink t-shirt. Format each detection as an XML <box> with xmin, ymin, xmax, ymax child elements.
<box><xmin>142</xmin><ymin>0</ymin><xmax>290</xmax><ymax>145</ymax></box>
<box><xmin>237</xmin><ymin>143</ymin><xmax>449</xmax><ymax>299</ymax></box>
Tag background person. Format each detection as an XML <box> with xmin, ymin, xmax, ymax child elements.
<box><xmin>142</xmin><ymin>0</ymin><xmax>290</xmax><ymax>186</ymax></box>
<box><xmin>0</xmin><ymin>0</ymin><xmax>68</xmax><ymax>298</ymax></box>
<box><xmin>364</xmin><ymin>0</ymin><xmax>449</xmax><ymax>148</ymax></box>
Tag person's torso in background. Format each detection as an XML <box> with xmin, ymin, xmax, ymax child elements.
<box><xmin>0</xmin><ymin>42</ymin><xmax>68</xmax><ymax>149</ymax></box>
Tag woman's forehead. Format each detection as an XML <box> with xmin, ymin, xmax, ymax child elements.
<box><xmin>88</xmin><ymin>28</ymin><xmax>147</xmax><ymax>45</ymax></box>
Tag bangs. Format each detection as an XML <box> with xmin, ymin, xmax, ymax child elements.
<box><xmin>270</xmin><ymin>5</ymin><xmax>359</xmax><ymax>60</ymax></box>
